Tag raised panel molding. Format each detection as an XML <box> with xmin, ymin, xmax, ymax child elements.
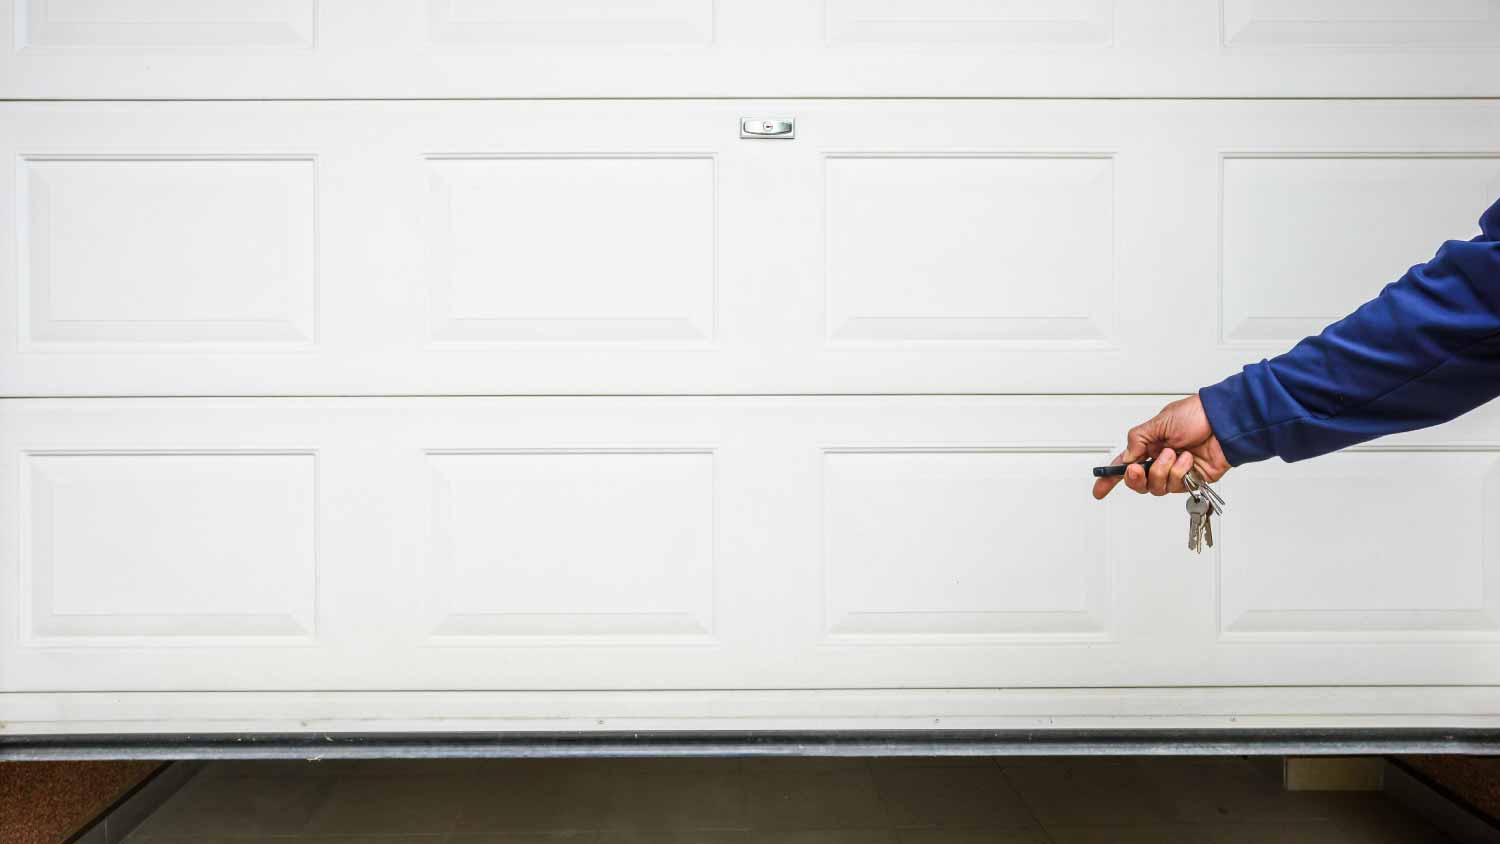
<box><xmin>1218</xmin><ymin>448</ymin><xmax>1500</xmax><ymax>641</ymax></box>
<box><xmin>1222</xmin><ymin>0</ymin><xmax>1500</xmax><ymax>46</ymax></box>
<box><xmin>425</xmin><ymin>155</ymin><xmax>716</xmax><ymax>344</ymax></box>
<box><xmin>17</xmin><ymin>0</ymin><xmax>317</xmax><ymax>49</ymax></box>
<box><xmin>1219</xmin><ymin>154</ymin><xmax>1500</xmax><ymax>346</ymax></box>
<box><xmin>18</xmin><ymin>156</ymin><xmax>318</xmax><ymax>348</ymax></box>
<box><xmin>22</xmin><ymin>451</ymin><xmax>318</xmax><ymax>645</ymax></box>
<box><xmin>826</xmin><ymin>0</ymin><xmax>1114</xmax><ymax>46</ymax></box>
<box><xmin>824</xmin><ymin>153</ymin><xmax>1114</xmax><ymax>345</ymax></box>
<box><xmin>428</xmin><ymin>0</ymin><xmax>713</xmax><ymax>45</ymax></box>
<box><xmin>425</xmin><ymin>450</ymin><xmax>717</xmax><ymax>644</ymax></box>
<box><xmin>822</xmin><ymin>449</ymin><xmax>1112</xmax><ymax>642</ymax></box>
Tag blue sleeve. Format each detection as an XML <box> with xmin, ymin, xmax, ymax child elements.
<box><xmin>1199</xmin><ymin>197</ymin><xmax>1500</xmax><ymax>466</ymax></box>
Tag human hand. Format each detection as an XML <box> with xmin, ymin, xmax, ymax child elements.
<box><xmin>1092</xmin><ymin>394</ymin><xmax>1232</xmax><ymax>499</ymax></box>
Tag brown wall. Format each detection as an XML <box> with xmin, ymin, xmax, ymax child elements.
<box><xmin>0</xmin><ymin>761</ymin><xmax>162</xmax><ymax>844</ymax></box>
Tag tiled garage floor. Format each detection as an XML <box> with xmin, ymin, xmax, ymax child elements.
<box><xmin>122</xmin><ymin>756</ymin><xmax>1454</xmax><ymax>843</ymax></box>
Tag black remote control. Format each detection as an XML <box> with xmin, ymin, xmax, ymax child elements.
<box><xmin>1091</xmin><ymin>458</ymin><xmax>1154</xmax><ymax>478</ymax></box>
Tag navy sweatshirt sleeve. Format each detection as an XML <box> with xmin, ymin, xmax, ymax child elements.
<box><xmin>1199</xmin><ymin>197</ymin><xmax>1500</xmax><ymax>466</ymax></box>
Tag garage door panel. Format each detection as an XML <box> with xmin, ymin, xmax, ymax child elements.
<box><xmin>1220</xmin><ymin>0</ymin><xmax>1500</xmax><ymax>47</ymax></box>
<box><xmin>0</xmin><ymin>403</ymin><xmax>387</xmax><ymax>690</ymax></box>
<box><xmin>7</xmin><ymin>397</ymin><xmax>1500</xmax><ymax>692</ymax></box>
<box><xmin>1219</xmin><ymin>154</ymin><xmax>1500</xmax><ymax>348</ymax></box>
<box><xmin>18</xmin><ymin>0</ymin><xmax>318</xmax><ymax>49</ymax></box>
<box><xmin>1217</xmin><ymin>449</ymin><xmax>1500</xmax><ymax>642</ymax></box>
<box><xmin>423</xmin><ymin>449</ymin><xmax>718</xmax><ymax>644</ymax></box>
<box><xmin>822</xmin><ymin>449</ymin><xmax>1112</xmax><ymax>643</ymax></box>
<box><xmin>427</xmin><ymin>0</ymin><xmax>715</xmax><ymax>46</ymax></box>
<box><xmin>19</xmin><ymin>154</ymin><xmax>318</xmax><ymax>349</ymax></box>
<box><xmin>5</xmin><ymin>100</ymin><xmax>1494</xmax><ymax>396</ymax></box>
<box><xmin>424</xmin><ymin>154</ymin><xmax>717</xmax><ymax>345</ymax></box>
<box><xmin>0</xmin><ymin>398</ymin><xmax>750</xmax><ymax>690</ymax></box>
<box><xmin>7</xmin><ymin>0</ymin><xmax>1499</xmax><ymax>97</ymax></box>
<box><xmin>23</xmin><ymin>450</ymin><xmax>318</xmax><ymax>644</ymax></box>
<box><xmin>0</xmin><ymin>397</ymin><xmax>1150</xmax><ymax>691</ymax></box>
<box><xmin>823</xmin><ymin>0</ymin><xmax>1116</xmax><ymax>47</ymax></box>
<box><xmin>824</xmin><ymin>153</ymin><xmax>1115</xmax><ymax>346</ymax></box>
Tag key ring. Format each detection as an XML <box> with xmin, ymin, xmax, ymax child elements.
<box><xmin>1184</xmin><ymin>470</ymin><xmax>1228</xmax><ymax>514</ymax></box>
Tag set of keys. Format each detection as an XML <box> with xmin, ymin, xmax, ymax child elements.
<box><xmin>1182</xmin><ymin>469</ymin><xmax>1226</xmax><ymax>553</ymax></box>
<box><xmin>1092</xmin><ymin>458</ymin><xmax>1228</xmax><ymax>554</ymax></box>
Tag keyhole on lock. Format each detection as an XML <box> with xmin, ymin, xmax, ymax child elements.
<box><xmin>740</xmin><ymin>117</ymin><xmax>795</xmax><ymax>139</ymax></box>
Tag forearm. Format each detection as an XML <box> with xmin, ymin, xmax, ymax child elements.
<box><xmin>1200</xmin><ymin>200</ymin><xmax>1500</xmax><ymax>465</ymax></box>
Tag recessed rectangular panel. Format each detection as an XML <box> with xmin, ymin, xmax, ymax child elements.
<box><xmin>1220</xmin><ymin>450</ymin><xmax>1500</xmax><ymax>639</ymax></box>
<box><xmin>827</xmin><ymin>0</ymin><xmax>1114</xmax><ymax>45</ymax></box>
<box><xmin>426</xmin><ymin>451</ymin><xmax>716</xmax><ymax>642</ymax></box>
<box><xmin>19</xmin><ymin>0</ymin><xmax>316</xmax><ymax>48</ymax></box>
<box><xmin>825</xmin><ymin>155</ymin><xmax>1113</xmax><ymax>343</ymax></box>
<box><xmin>426</xmin><ymin>156</ymin><xmax>715</xmax><ymax>343</ymax></box>
<box><xmin>25</xmin><ymin>452</ymin><xmax>317</xmax><ymax>642</ymax></box>
<box><xmin>20</xmin><ymin>157</ymin><xmax>317</xmax><ymax>346</ymax></box>
<box><xmin>1223</xmin><ymin>0</ymin><xmax>1500</xmax><ymax>46</ymax></box>
<box><xmin>823</xmin><ymin>450</ymin><xmax>1110</xmax><ymax>641</ymax></box>
<box><xmin>1220</xmin><ymin>156</ymin><xmax>1500</xmax><ymax>344</ymax></box>
<box><xmin>429</xmin><ymin>0</ymin><xmax>713</xmax><ymax>45</ymax></box>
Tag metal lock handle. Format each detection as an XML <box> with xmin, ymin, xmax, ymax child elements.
<box><xmin>740</xmin><ymin>117</ymin><xmax>795</xmax><ymax>139</ymax></box>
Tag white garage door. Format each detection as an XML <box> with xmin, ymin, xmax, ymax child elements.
<box><xmin>3</xmin><ymin>0</ymin><xmax>1499</xmax><ymax>97</ymax></box>
<box><xmin>3</xmin><ymin>1</ymin><xmax>1500</xmax><ymax>735</ymax></box>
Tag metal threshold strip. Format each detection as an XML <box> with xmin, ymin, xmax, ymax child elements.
<box><xmin>5</xmin><ymin>729</ymin><xmax>1500</xmax><ymax>761</ymax></box>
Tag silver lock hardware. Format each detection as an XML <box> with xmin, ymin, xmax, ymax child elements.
<box><xmin>740</xmin><ymin>117</ymin><xmax>795</xmax><ymax>139</ymax></box>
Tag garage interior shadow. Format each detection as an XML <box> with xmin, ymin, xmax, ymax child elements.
<box><xmin>11</xmin><ymin>754</ymin><xmax>1499</xmax><ymax>844</ymax></box>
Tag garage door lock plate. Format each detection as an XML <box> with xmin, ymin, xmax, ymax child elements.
<box><xmin>740</xmin><ymin>117</ymin><xmax>795</xmax><ymax>138</ymax></box>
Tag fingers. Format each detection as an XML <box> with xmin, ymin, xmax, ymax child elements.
<box><xmin>1167</xmin><ymin>449</ymin><xmax>1194</xmax><ymax>493</ymax></box>
<box><xmin>1093</xmin><ymin>402</ymin><xmax>1188</xmax><ymax>501</ymax></box>
<box><xmin>1123</xmin><ymin>423</ymin><xmax>1153</xmax><ymax>463</ymax></box>
<box><xmin>1091</xmin><ymin>450</ymin><xmax>1127</xmax><ymax>500</ymax></box>
<box><xmin>1194</xmin><ymin>462</ymin><xmax>1225</xmax><ymax>483</ymax></box>
<box><xmin>1095</xmin><ymin>449</ymin><xmax>1151</xmax><ymax>498</ymax></box>
<box><xmin>1148</xmin><ymin>448</ymin><xmax>1175</xmax><ymax>496</ymax></box>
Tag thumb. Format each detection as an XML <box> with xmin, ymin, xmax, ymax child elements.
<box><xmin>1091</xmin><ymin>412</ymin><xmax>1169</xmax><ymax>500</ymax></box>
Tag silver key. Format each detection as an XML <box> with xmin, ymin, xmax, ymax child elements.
<box><xmin>1183</xmin><ymin>470</ymin><xmax>1227</xmax><ymax>516</ymax></box>
<box><xmin>1186</xmin><ymin>493</ymin><xmax>1211</xmax><ymax>553</ymax></box>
